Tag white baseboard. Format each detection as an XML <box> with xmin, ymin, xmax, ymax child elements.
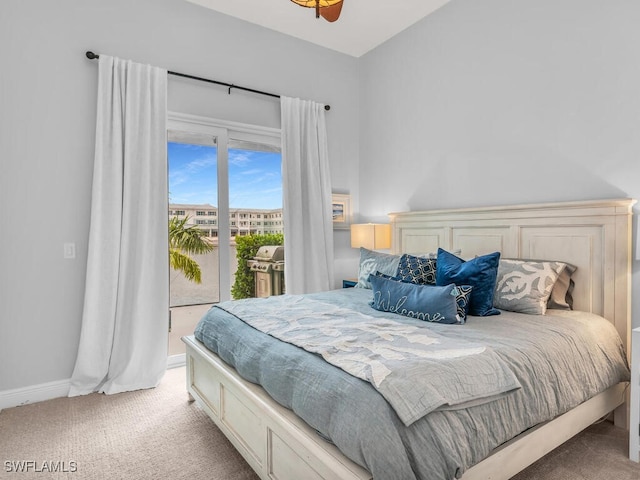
<box><xmin>167</xmin><ymin>353</ymin><xmax>186</xmax><ymax>369</ymax></box>
<box><xmin>1</xmin><ymin>358</ymin><xmax>186</xmax><ymax>412</ymax></box>
<box><xmin>0</xmin><ymin>378</ymin><xmax>71</xmax><ymax>411</ymax></box>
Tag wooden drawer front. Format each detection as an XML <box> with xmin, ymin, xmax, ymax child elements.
<box><xmin>189</xmin><ymin>354</ymin><xmax>221</xmax><ymax>417</ymax></box>
<box><xmin>268</xmin><ymin>429</ymin><xmax>323</xmax><ymax>480</ymax></box>
<box><xmin>221</xmin><ymin>385</ymin><xmax>264</xmax><ymax>468</ymax></box>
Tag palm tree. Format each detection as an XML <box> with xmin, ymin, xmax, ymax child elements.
<box><xmin>169</xmin><ymin>216</ymin><xmax>214</xmax><ymax>284</ymax></box>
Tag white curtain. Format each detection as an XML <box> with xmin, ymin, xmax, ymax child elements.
<box><xmin>69</xmin><ymin>56</ymin><xmax>169</xmax><ymax>396</ymax></box>
<box><xmin>281</xmin><ymin>96</ymin><xmax>334</xmax><ymax>294</ymax></box>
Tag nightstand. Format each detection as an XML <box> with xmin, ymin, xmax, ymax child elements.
<box><xmin>342</xmin><ymin>279</ymin><xmax>357</xmax><ymax>288</ymax></box>
<box><xmin>630</xmin><ymin>327</ymin><xmax>640</xmax><ymax>462</ymax></box>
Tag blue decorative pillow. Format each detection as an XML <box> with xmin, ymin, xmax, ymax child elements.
<box><xmin>356</xmin><ymin>247</ymin><xmax>401</xmax><ymax>289</ymax></box>
<box><xmin>371</xmin><ymin>271</ymin><xmax>473</xmax><ymax>323</ymax></box>
<box><xmin>396</xmin><ymin>254</ymin><xmax>437</xmax><ymax>285</ymax></box>
<box><xmin>370</xmin><ymin>271</ymin><xmax>397</xmax><ymax>281</ymax></box>
<box><xmin>436</xmin><ymin>248</ymin><xmax>501</xmax><ymax>316</ymax></box>
<box><xmin>453</xmin><ymin>285</ymin><xmax>473</xmax><ymax>322</ymax></box>
<box><xmin>368</xmin><ymin>273</ymin><xmax>463</xmax><ymax>324</ymax></box>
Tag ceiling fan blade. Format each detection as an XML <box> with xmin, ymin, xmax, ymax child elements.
<box><xmin>320</xmin><ymin>0</ymin><xmax>343</xmax><ymax>22</ymax></box>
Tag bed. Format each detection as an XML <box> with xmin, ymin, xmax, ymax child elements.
<box><xmin>182</xmin><ymin>198</ymin><xmax>635</xmax><ymax>480</ymax></box>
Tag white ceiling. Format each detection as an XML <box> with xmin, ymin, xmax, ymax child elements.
<box><xmin>185</xmin><ymin>0</ymin><xmax>452</xmax><ymax>57</ymax></box>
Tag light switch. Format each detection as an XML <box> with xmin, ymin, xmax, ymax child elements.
<box><xmin>64</xmin><ymin>242</ymin><xmax>76</xmax><ymax>259</ymax></box>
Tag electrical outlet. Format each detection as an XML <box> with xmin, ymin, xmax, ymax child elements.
<box><xmin>64</xmin><ymin>242</ymin><xmax>76</xmax><ymax>259</ymax></box>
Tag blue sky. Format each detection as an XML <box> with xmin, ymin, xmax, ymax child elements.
<box><xmin>168</xmin><ymin>142</ymin><xmax>282</xmax><ymax>209</ymax></box>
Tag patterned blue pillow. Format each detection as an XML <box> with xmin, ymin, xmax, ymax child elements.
<box><xmin>368</xmin><ymin>273</ymin><xmax>463</xmax><ymax>324</ymax></box>
<box><xmin>436</xmin><ymin>248</ymin><xmax>501</xmax><ymax>316</ymax></box>
<box><xmin>396</xmin><ymin>254</ymin><xmax>437</xmax><ymax>285</ymax></box>
<box><xmin>453</xmin><ymin>285</ymin><xmax>473</xmax><ymax>322</ymax></box>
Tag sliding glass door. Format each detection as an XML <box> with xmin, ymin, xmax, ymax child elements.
<box><xmin>167</xmin><ymin>130</ymin><xmax>221</xmax><ymax>306</ymax></box>
<box><xmin>167</xmin><ymin>113</ymin><xmax>281</xmax><ymax>308</ymax></box>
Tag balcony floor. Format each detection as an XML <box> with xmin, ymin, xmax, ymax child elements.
<box><xmin>169</xmin><ymin>303</ymin><xmax>213</xmax><ymax>356</ymax></box>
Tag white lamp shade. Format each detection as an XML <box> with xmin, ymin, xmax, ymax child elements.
<box><xmin>350</xmin><ymin>223</ymin><xmax>392</xmax><ymax>250</ymax></box>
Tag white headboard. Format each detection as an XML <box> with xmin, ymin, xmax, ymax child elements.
<box><xmin>389</xmin><ymin>198</ymin><xmax>636</xmax><ymax>354</ymax></box>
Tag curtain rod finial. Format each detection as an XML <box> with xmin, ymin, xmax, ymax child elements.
<box><xmin>86</xmin><ymin>51</ymin><xmax>99</xmax><ymax>60</ymax></box>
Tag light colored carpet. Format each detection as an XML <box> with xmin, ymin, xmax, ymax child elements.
<box><xmin>0</xmin><ymin>367</ymin><xmax>257</xmax><ymax>480</ymax></box>
<box><xmin>512</xmin><ymin>418</ymin><xmax>640</xmax><ymax>480</ymax></box>
<box><xmin>1</xmin><ymin>367</ymin><xmax>639</xmax><ymax>479</ymax></box>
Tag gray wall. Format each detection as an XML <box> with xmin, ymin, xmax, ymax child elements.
<box><xmin>0</xmin><ymin>0</ymin><xmax>359</xmax><ymax>390</ymax></box>
<box><xmin>1</xmin><ymin>0</ymin><xmax>639</xmax><ymax>393</ymax></box>
<box><xmin>358</xmin><ymin>0</ymin><xmax>640</xmax><ymax>327</ymax></box>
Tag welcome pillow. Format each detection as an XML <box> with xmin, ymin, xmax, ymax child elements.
<box><xmin>369</xmin><ymin>273</ymin><xmax>463</xmax><ymax>324</ymax></box>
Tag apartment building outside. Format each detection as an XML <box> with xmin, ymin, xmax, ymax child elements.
<box><xmin>169</xmin><ymin>203</ymin><xmax>284</xmax><ymax>241</ymax></box>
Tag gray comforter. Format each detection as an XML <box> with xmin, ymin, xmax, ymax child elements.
<box><xmin>216</xmin><ymin>294</ymin><xmax>521</xmax><ymax>426</ymax></box>
<box><xmin>194</xmin><ymin>288</ymin><xmax>629</xmax><ymax>480</ymax></box>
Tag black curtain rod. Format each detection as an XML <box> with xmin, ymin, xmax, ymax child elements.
<box><xmin>85</xmin><ymin>51</ymin><xmax>330</xmax><ymax>111</ymax></box>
